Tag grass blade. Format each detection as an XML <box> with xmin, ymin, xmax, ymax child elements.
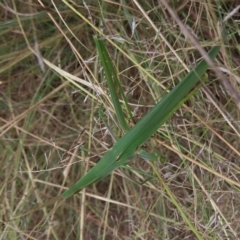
<box><xmin>94</xmin><ymin>37</ymin><xmax>130</xmax><ymax>131</ymax></box>
<box><xmin>62</xmin><ymin>45</ymin><xmax>220</xmax><ymax>199</ymax></box>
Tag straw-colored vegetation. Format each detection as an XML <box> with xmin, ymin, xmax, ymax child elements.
<box><xmin>1</xmin><ymin>1</ymin><xmax>240</xmax><ymax>239</ymax></box>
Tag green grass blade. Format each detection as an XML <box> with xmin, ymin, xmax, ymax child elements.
<box><xmin>94</xmin><ymin>37</ymin><xmax>130</xmax><ymax>131</ymax></box>
<box><xmin>62</xmin><ymin>46</ymin><xmax>220</xmax><ymax>199</ymax></box>
<box><xmin>95</xmin><ymin>37</ymin><xmax>135</xmax><ymax>126</ymax></box>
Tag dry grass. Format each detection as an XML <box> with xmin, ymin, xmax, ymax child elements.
<box><xmin>1</xmin><ymin>0</ymin><xmax>240</xmax><ymax>239</ymax></box>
